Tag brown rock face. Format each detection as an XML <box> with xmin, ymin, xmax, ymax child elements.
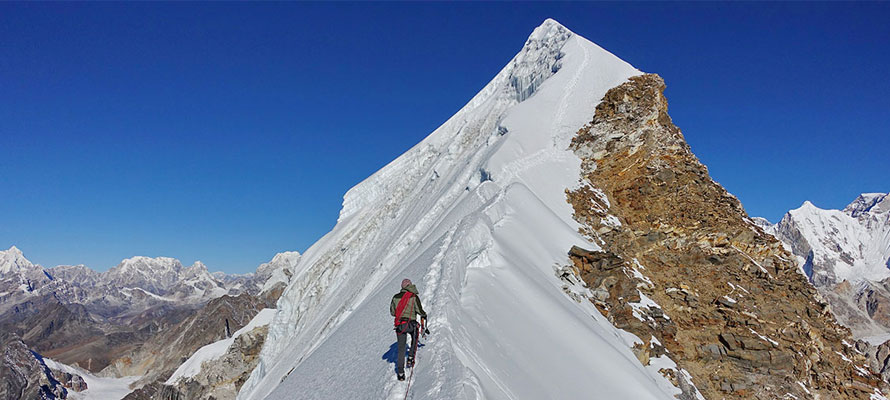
<box><xmin>566</xmin><ymin>74</ymin><xmax>886</xmax><ymax>399</ymax></box>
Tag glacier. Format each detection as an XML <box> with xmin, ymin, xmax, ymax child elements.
<box><xmin>239</xmin><ymin>19</ymin><xmax>683</xmax><ymax>400</ymax></box>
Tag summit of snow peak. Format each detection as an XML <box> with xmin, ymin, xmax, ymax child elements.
<box><xmin>336</xmin><ymin>18</ymin><xmax>636</xmax><ymax>224</ymax></box>
<box><xmin>0</xmin><ymin>245</ymin><xmax>37</xmax><ymax>275</ymax></box>
<box><xmin>773</xmin><ymin>193</ymin><xmax>890</xmax><ymax>286</ymax></box>
<box><xmin>528</xmin><ymin>18</ymin><xmax>571</xmax><ymax>42</ymax></box>
<box><xmin>239</xmin><ymin>20</ymin><xmax>675</xmax><ymax>400</ymax></box>
<box><xmin>187</xmin><ymin>260</ymin><xmax>210</xmax><ymax>271</ymax></box>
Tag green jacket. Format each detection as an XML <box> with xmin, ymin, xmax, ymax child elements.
<box><xmin>390</xmin><ymin>284</ymin><xmax>427</xmax><ymax>322</ymax></box>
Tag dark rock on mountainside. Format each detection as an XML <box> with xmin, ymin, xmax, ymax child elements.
<box><xmin>859</xmin><ymin>340</ymin><xmax>890</xmax><ymax>383</ymax></box>
<box><xmin>1</xmin><ymin>333</ymin><xmax>69</xmax><ymax>400</ymax></box>
<box><xmin>566</xmin><ymin>74</ymin><xmax>886</xmax><ymax>399</ymax></box>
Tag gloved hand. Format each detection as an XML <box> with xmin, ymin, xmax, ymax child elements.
<box><xmin>421</xmin><ymin>317</ymin><xmax>429</xmax><ymax>337</ymax></box>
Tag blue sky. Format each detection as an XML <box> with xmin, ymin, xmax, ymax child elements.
<box><xmin>1</xmin><ymin>3</ymin><xmax>887</xmax><ymax>273</ymax></box>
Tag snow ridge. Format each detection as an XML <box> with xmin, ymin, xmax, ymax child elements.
<box><xmin>166</xmin><ymin>308</ymin><xmax>276</xmax><ymax>384</ymax></box>
<box><xmin>338</xmin><ymin>19</ymin><xmax>571</xmax><ymax>223</ymax></box>
<box><xmin>239</xmin><ymin>19</ymin><xmax>682</xmax><ymax>400</ymax></box>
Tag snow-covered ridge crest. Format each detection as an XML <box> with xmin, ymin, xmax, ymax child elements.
<box><xmin>338</xmin><ymin>19</ymin><xmax>572</xmax><ymax>223</ymax></box>
<box><xmin>239</xmin><ymin>19</ymin><xmax>683</xmax><ymax>400</ymax></box>
<box><xmin>166</xmin><ymin>308</ymin><xmax>276</xmax><ymax>385</ymax></box>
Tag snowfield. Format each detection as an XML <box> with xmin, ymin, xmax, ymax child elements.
<box><xmin>43</xmin><ymin>358</ymin><xmax>140</xmax><ymax>400</ymax></box>
<box><xmin>239</xmin><ymin>19</ymin><xmax>683</xmax><ymax>400</ymax></box>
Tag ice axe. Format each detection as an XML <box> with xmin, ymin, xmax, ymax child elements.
<box><xmin>421</xmin><ymin>317</ymin><xmax>430</xmax><ymax>338</ymax></box>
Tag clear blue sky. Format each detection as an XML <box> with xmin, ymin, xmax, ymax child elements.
<box><xmin>1</xmin><ymin>3</ymin><xmax>887</xmax><ymax>273</ymax></box>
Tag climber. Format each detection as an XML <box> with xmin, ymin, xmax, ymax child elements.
<box><xmin>390</xmin><ymin>278</ymin><xmax>428</xmax><ymax>381</ymax></box>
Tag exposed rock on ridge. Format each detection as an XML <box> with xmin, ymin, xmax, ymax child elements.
<box><xmin>567</xmin><ymin>74</ymin><xmax>886</xmax><ymax>399</ymax></box>
<box><xmin>1</xmin><ymin>333</ymin><xmax>71</xmax><ymax>399</ymax></box>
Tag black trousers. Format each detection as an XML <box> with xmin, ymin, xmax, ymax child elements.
<box><xmin>395</xmin><ymin>321</ymin><xmax>418</xmax><ymax>374</ymax></box>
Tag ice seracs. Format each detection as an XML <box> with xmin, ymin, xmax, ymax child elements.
<box><xmin>255</xmin><ymin>251</ymin><xmax>301</xmax><ymax>295</ymax></box>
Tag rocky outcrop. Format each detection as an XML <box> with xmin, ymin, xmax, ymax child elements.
<box><xmin>566</xmin><ymin>74</ymin><xmax>886</xmax><ymax>399</ymax></box>
<box><xmin>858</xmin><ymin>340</ymin><xmax>890</xmax><ymax>383</ymax></box>
<box><xmin>163</xmin><ymin>324</ymin><xmax>269</xmax><ymax>400</ymax></box>
<box><xmin>1</xmin><ymin>334</ymin><xmax>69</xmax><ymax>400</ymax></box>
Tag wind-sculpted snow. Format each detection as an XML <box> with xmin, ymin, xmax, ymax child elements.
<box><xmin>239</xmin><ymin>19</ymin><xmax>681</xmax><ymax>400</ymax></box>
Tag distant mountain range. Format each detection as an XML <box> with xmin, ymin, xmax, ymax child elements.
<box><xmin>0</xmin><ymin>246</ymin><xmax>299</xmax><ymax>399</ymax></box>
<box><xmin>0</xmin><ymin>246</ymin><xmax>298</xmax><ymax>320</ymax></box>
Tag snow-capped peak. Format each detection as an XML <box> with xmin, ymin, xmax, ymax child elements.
<box><xmin>256</xmin><ymin>251</ymin><xmax>301</xmax><ymax>295</ymax></box>
<box><xmin>116</xmin><ymin>255</ymin><xmax>182</xmax><ymax>270</ymax></box>
<box><xmin>773</xmin><ymin>193</ymin><xmax>890</xmax><ymax>286</ymax></box>
<box><xmin>239</xmin><ymin>18</ymin><xmax>673</xmax><ymax>400</ymax></box>
<box><xmin>0</xmin><ymin>245</ymin><xmax>37</xmax><ymax>275</ymax></box>
<box><xmin>187</xmin><ymin>261</ymin><xmax>209</xmax><ymax>271</ymax></box>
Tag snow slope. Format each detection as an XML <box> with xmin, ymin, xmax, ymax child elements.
<box><xmin>239</xmin><ymin>19</ymin><xmax>681</xmax><ymax>400</ymax></box>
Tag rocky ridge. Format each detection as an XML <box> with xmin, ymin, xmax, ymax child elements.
<box><xmin>161</xmin><ymin>314</ymin><xmax>272</xmax><ymax>400</ymax></box>
<box><xmin>566</xmin><ymin>74</ymin><xmax>886</xmax><ymax>399</ymax></box>
<box><xmin>1</xmin><ymin>333</ymin><xmax>78</xmax><ymax>400</ymax></box>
